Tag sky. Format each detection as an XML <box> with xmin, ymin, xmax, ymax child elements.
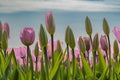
<box><xmin>0</xmin><ymin>0</ymin><xmax>120</xmax><ymax>49</ymax></box>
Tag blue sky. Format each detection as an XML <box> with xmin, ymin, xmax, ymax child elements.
<box><xmin>0</xmin><ymin>0</ymin><xmax>120</xmax><ymax>49</ymax></box>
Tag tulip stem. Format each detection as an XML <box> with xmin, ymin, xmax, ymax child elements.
<box><xmin>89</xmin><ymin>35</ymin><xmax>92</xmax><ymax>44</ymax></box>
<box><xmin>51</xmin><ymin>34</ymin><xmax>54</xmax><ymax>67</ymax></box>
<box><xmin>72</xmin><ymin>48</ymin><xmax>75</xmax><ymax>80</ymax></box>
<box><xmin>44</xmin><ymin>47</ymin><xmax>49</xmax><ymax>80</ymax></box>
<box><xmin>66</xmin><ymin>44</ymin><xmax>69</xmax><ymax>80</ymax></box>
<box><xmin>35</xmin><ymin>56</ymin><xmax>38</xmax><ymax>72</ymax></box>
<box><xmin>105</xmin><ymin>50</ymin><xmax>109</xmax><ymax>63</ymax></box>
<box><xmin>26</xmin><ymin>46</ymin><xmax>30</xmax><ymax>73</ymax></box>
<box><xmin>93</xmin><ymin>51</ymin><xmax>96</xmax><ymax>80</ymax></box>
<box><xmin>107</xmin><ymin>35</ymin><xmax>111</xmax><ymax>79</ymax></box>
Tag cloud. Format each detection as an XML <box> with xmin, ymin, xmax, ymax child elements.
<box><xmin>0</xmin><ymin>0</ymin><xmax>120</xmax><ymax>13</ymax></box>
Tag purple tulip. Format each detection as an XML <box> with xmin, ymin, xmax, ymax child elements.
<box><xmin>2</xmin><ymin>22</ymin><xmax>10</xmax><ymax>39</ymax></box>
<box><xmin>20</xmin><ymin>27</ymin><xmax>35</xmax><ymax>46</ymax></box>
<box><xmin>83</xmin><ymin>37</ymin><xmax>91</xmax><ymax>52</ymax></box>
<box><xmin>113</xmin><ymin>27</ymin><xmax>120</xmax><ymax>43</ymax></box>
<box><xmin>100</xmin><ymin>35</ymin><xmax>108</xmax><ymax>51</ymax></box>
<box><xmin>45</xmin><ymin>12</ymin><xmax>55</xmax><ymax>35</ymax></box>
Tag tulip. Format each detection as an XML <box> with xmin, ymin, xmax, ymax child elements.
<box><xmin>45</xmin><ymin>12</ymin><xmax>56</xmax><ymax>66</ymax></box>
<box><xmin>2</xmin><ymin>22</ymin><xmax>10</xmax><ymax>39</ymax></box>
<box><xmin>100</xmin><ymin>35</ymin><xmax>108</xmax><ymax>51</ymax></box>
<box><xmin>20</xmin><ymin>27</ymin><xmax>35</xmax><ymax>46</ymax></box>
<box><xmin>45</xmin><ymin>12</ymin><xmax>55</xmax><ymax>35</ymax></box>
<box><xmin>85</xmin><ymin>16</ymin><xmax>92</xmax><ymax>36</ymax></box>
<box><xmin>113</xmin><ymin>27</ymin><xmax>120</xmax><ymax>43</ymax></box>
<box><xmin>83</xmin><ymin>37</ymin><xmax>90</xmax><ymax>52</ymax></box>
<box><xmin>103</xmin><ymin>18</ymin><xmax>110</xmax><ymax>36</ymax></box>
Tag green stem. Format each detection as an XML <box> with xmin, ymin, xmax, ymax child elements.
<box><xmin>44</xmin><ymin>47</ymin><xmax>49</xmax><ymax>80</ymax></box>
<box><xmin>107</xmin><ymin>35</ymin><xmax>111</xmax><ymax>79</ymax></box>
<box><xmin>51</xmin><ymin>34</ymin><xmax>54</xmax><ymax>67</ymax></box>
<box><xmin>89</xmin><ymin>35</ymin><xmax>92</xmax><ymax>44</ymax></box>
<box><xmin>35</xmin><ymin>57</ymin><xmax>38</xmax><ymax>72</ymax></box>
<box><xmin>93</xmin><ymin>51</ymin><xmax>96</xmax><ymax>80</ymax></box>
<box><xmin>72</xmin><ymin>48</ymin><xmax>75</xmax><ymax>80</ymax></box>
<box><xmin>105</xmin><ymin>50</ymin><xmax>109</xmax><ymax>63</ymax></box>
<box><xmin>66</xmin><ymin>44</ymin><xmax>69</xmax><ymax>80</ymax></box>
<box><xmin>26</xmin><ymin>46</ymin><xmax>30</xmax><ymax>73</ymax></box>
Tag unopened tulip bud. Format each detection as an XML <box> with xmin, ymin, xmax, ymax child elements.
<box><xmin>114</xmin><ymin>40</ymin><xmax>119</xmax><ymax>57</ymax></box>
<box><xmin>85</xmin><ymin>16</ymin><xmax>92</xmax><ymax>36</ymax></box>
<box><xmin>92</xmin><ymin>33</ymin><xmax>99</xmax><ymax>51</ymax></box>
<box><xmin>2</xmin><ymin>22</ymin><xmax>10</xmax><ymax>39</ymax></box>
<box><xmin>78</xmin><ymin>37</ymin><xmax>86</xmax><ymax>53</ymax></box>
<box><xmin>39</xmin><ymin>24</ymin><xmax>48</xmax><ymax>48</ymax></box>
<box><xmin>20</xmin><ymin>27</ymin><xmax>35</xmax><ymax>46</ymax></box>
<box><xmin>103</xmin><ymin>18</ymin><xmax>110</xmax><ymax>36</ymax></box>
<box><xmin>2</xmin><ymin>31</ymin><xmax>8</xmax><ymax>51</ymax></box>
<box><xmin>100</xmin><ymin>35</ymin><xmax>108</xmax><ymax>51</ymax></box>
<box><xmin>56</xmin><ymin>40</ymin><xmax>63</xmax><ymax>53</ymax></box>
<box><xmin>45</xmin><ymin>12</ymin><xmax>55</xmax><ymax>35</ymax></box>
<box><xmin>83</xmin><ymin>37</ymin><xmax>90</xmax><ymax>52</ymax></box>
<box><xmin>66</xmin><ymin>26</ymin><xmax>75</xmax><ymax>49</ymax></box>
<box><xmin>65</xmin><ymin>26</ymin><xmax>70</xmax><ymax>44</ymax></box>
<box><xmin>34</xmin><ymin>42</ymin><xmax>39</xmax><ymax>57</ymax></box>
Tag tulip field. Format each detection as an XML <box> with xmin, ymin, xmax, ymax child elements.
<box><xmin>1</xmin><ymin>12</ymin><xmax>120</xmax><ymax>80</ymax></box>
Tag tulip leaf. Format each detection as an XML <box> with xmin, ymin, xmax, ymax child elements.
<box><xmin>96</xmin><ymin>48</ymin><xmax>106</xmax><ymax>75</ymax></box>
<box><xmin>80</xmin><ymin>52</ymin><xmax>93</xmax><ymax>79</ymax></box>
<box><xmin>49</xmin><ymin>49</ymin><xmax>66</xmax><ymax>80</ymax></box>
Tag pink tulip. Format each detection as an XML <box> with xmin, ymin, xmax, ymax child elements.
<box><xmin>45</xmin><ymin>12</ymin><xmax>55</xmax><ymax>35</ymax></box>
<box><xmin>20</xmin><ymin>27</ymin><xmax>35</xmax><ymax>46</ymax></box>
<box><xmin>2</xmin><ymin>22</ymin><xmax>10</xmax><ymax>39</ymax></box>
<box><xmin>113</xmin><ymin>27</ymin><xmax>120</xmax><ymax>43</ymax></box>
<box><xmin>100</xmin><ymin>35</ymin><xmax>108</xmax><ymax>51</ymax></box>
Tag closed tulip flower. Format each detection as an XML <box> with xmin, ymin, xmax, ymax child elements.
<box><xmin>2</xmin><ymin>22</ymin><xmax>10</xmax><ymax>39</ymax></box>
<box><xmin>100</xmin><ymin>35</ymin><xmax>108</xmax><ymax>51</ymax></box>
<box><xmin>113</xmin><ymin>27</ymin><xmax>120</xmax><ymax>43</ymax></box>
<box><xmin>20</xmin><ymin>27</ymin><xmax>35</xmax><ymax>46</ymax></box>
<box><xmin>45</xmin><ymin>12</ymin><xmax>55</xmax><ymax>35</ymax></box>
<box><xmin>83</xmin><ymin>37</ymin><xmax>90</xmax><ymax>52</ymax></box>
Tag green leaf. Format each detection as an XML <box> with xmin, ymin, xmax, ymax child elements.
<box><xmin>96</xmin><ymin>48</ymin><xmax>106</xmax><ymax>74</ymax></box>
<box><xmin>49</xmin><ymin>49</ymin><xmax>66</xmax><ymax>80</ymax></box>
<box><xmin>80</xmin><ymin>52</ymin><xmax>93</xmax><ymax>79</ymax></box>
<box><xmin>98</xmin><ymin>67</ymin><xmax>108</xmax><ymax>80</ymax></box>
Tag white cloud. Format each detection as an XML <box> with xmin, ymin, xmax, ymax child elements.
<box><xmin>0</xmin><ymin>0</ymin><xmax>120</xmax><ymax>13</ymax></box>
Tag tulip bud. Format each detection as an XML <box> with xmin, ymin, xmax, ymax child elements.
<box><xmin>2</xmin><ymin>31</ymin><xmax>8</xmax><ymax>51</ymax></box>
<box><xmin>65</xmin><ymin>26</ymin><xmax>70</xmax><ymax>44</ymax></box>
<box><xmin>113</xmin><ymin>27</ymin><xmax>120</xmax><ymax>43</ymax></box>
<box><xmin>65</xmin><ymin>26</ymin><xmax>75</xmax><ymax>49</ymax></box>
<box><xmin>103</xmin><ymin>18</ymin><xmax>110</xmax><ymax>36</ymax></box>
<box><xmin>92</xmin><ymin>33</ymin><xmax>99</xmax><ymax>51</ymax></box>
<box><xmin>114</xmin><ymin>40</ymin><xmax>119</xmax><ymax>57</ymax></box>
<box><xmin>85</xmin><ymin>16</ymin><xmax>92</xmax><ymax>36</ymax></box>
<box><xmin>78</xmin><ymin>37</ymin><xmax>86</xmax><ymax>53</ymax></box>
<box><xmin>56</xmin><ymin>40</ymin><xmax>63</xmax><ymax>53</ymax></box>
<box><xmin>83</xmin><ymin>37</ymin><xmax>90</xmax><ymax>52</ymax></box>
<box><xmin>34</xmin><ymin>42</ymin><xmax>39</xmax><ymax>57</ymax></box>
<box><xmin>45</xmin><ymin>12</ymin><xmax>55</xmax><ymax>35</ymax></box>
<box><xmin>2</xmin><ymin>22</ymin><xmax>10</xmax><ymax>39</ymax></box>
<box><xmin>100</xmin><ymin>35</ymin><xmax>108</xmax><ymax>51</ymax></box>
<box><xmin>20</xmin><ymin>27</ymin><xmax>35</xmax><ymax>46</ymax></box>
<box><xmin>39</xmin><ymin>24</ymin><xmax>48</xmax><ymax>48</ymax></box>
